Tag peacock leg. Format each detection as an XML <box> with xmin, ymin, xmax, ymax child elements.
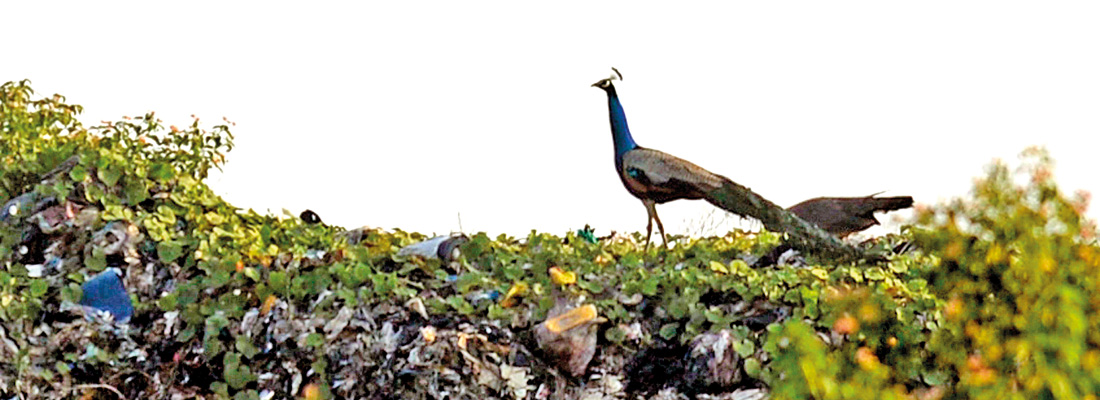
<box><xmin>653</xmin><ymin>209</ymin><xmax>667</xmax><ymax>247</ymax></box>
<box><xmin>643</xmin><ymin>200</ymin><xmax>662</xmax><ymax>250</ymax></box>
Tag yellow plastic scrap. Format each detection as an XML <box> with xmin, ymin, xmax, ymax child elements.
<box><xmin>545</xmin><ymin>304</ymin><xmax>598</xmax><ymax>334</ymax></box>
<box><xmin>420</xmin><ymin>326</ymin><xmax>437</xmax><ymax>343</ymax></box>
<box><xmin>261</xmin><ymin>294</ymin><xmax>278</xmax><ymax>316</ymax></box>
<box><xmin>500</xmin><ymin>282</ymin><xmax>529</xmax><ymax>308</ymax></box>
<box><xmin>302</xmin><ymin>383</ymin><xmax>322</xmax><ymax>400</ymax></box>
<box><xmin>549</xmin><ymin>267</ymin><xmax>576</xmax><ymax>285</ymax></box>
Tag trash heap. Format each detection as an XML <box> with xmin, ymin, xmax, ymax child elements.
<box><xmin>6</xmin><ymin>80</ymin><xmax>1100</xmax><ymax>400</ymax></box>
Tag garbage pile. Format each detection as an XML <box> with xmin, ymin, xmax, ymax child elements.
<box><xmin>1</xmin><ymin>160</ymin><xmax>790</xmax><ymax>400</ymax></box>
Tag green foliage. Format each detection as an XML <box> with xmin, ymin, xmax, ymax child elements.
<box><xmin>0</xmin><ymin>80</ymin><xmax>84</xmax><ymax>200</ymax></box>
<box><xmin>914</xmin><ymin>148</ymin><xmax>1100</xmax><ymax>399</ymax></box>
<box><xmin>768</xmin><ymin>148</ymin><xmax>1100</xmax><ymax>399</ymax></box>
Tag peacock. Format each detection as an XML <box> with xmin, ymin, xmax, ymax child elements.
<box><xmin>592</xmin><ymin>68</ymin><xmax>739</xmax><ymax>249</ymax></box>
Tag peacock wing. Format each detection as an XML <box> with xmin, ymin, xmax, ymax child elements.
<box><xmin>621</xmin><ymin>148</ymin><xmax>727</xmax><ymax>192</ymax></box>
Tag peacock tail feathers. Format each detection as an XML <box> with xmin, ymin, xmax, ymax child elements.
<box><xmin>787</xmin><ymin>195</ymin><xmax>914</xmax><ymax>237</ymax></box>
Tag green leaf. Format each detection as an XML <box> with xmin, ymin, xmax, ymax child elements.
<box><xmin>158</xmin><ymin>240</ymin><xmax>184</xmax><ymax>263</ymax></box>
<box><xmin>68</xmin><ymin>164</ymin><xmax>88</xmax><ymax>182</ymax></box>
<box><xmin>29</xmin><ymin>279</ymin><xmax>48</xmax><ymax>297</ymax></box>
<box><xmin>123</xmin><ymin>178</ymin><xmax>148</xmax><ymax>205</ymax></box>
<box><xmin>269</xmin><ymin>271</ymin><xmax>288</xmax><ymax>291</ymax></box>
<box><xmin>158</xmin><ymin>293</ymin><xmax>178</xmax><ymax>311</ymax></box>
<box><xmin>211</xmin><ymin>382</ymin><xmax>229</xmax><ymax>398</ymax></box>
<box><xmin>446</xmin><ymin>295</ymin><xmax>475</xmax><ymax>315</ymax></box>
<box><xmin>236</xmin><ymin>335</ymin><xmax>260</xmax><ymax>359</ymax></box>
<box><xmin>60</xmin><ymin>283</ymin><xmax>82</xmax><ymax>303</ymax></box>
<box><xmin>659</xmin><ymin>323</ymin><xmax>679</xmax><ymax>340</ymax></box>
<box><xmin>734</xmin><ymin>339</ymin><xmax>756</xmax><ymax>358</ymax></box>
<box><xmin>606</xmin><ymin>326</ymin><xmax>627</xmax><ymax>344</ymax></box>
<box><xmin>85</xmin><ymin>247</ymin><xmax>106</xmax><ymax>270</ymax></box>
<box><xmin>149</xmin><ymin>162</ymin><xmax>175</xmax><ymax>181</ymax></box>
<box><xmin>641</xmin><ymin>276</ymin><xmax>660</xmax><ymax>296</ymax></box>
<box><xmin>97</xmin><ymin>164</ymin><xmax>122</xmax><ymax>186</ymax></box>
<box><xmin>55</xmin><ymin>361</ymin><xmax>71</xmax><ymax>375</ymax></box>
<box><xmin>578</xmin><ymin>279</ymin><xmax>604</xmax><ymax>294</ymax></box>
<box><xmin>243</xmin><ymin>267</ymin><xmax>260</xmax><ymax>281</ymax></box>
<box><xmin>864</xmin><ymin>267</ymin><xmax>886</xmax><ymax>281</ymax></box>
<box><xmin>743</xmin><ymin>358</ymin><xmax>762</xmax><ymax>378</ymax></box>
<box><xmin>203</xmin><ymin>331</ymin><xmax>223</xmax><ymax>356</ymax></box>
<box><xmin>305</xmin><ymin>332</ymin><xmax>324</xmax><ymax>348</ymax></box>
<box><xmin>709</xmin><ymin>260</ymin><xmax>729</xmax><ymax>274</ymax></box>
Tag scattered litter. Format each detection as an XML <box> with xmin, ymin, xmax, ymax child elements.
<box><xmin>304</xmin><ymin>249</ymin><xmax>326</xmax><ymax>261</ymax></box>
<box><xmin>420</xmin><ymin>326</ymin><xmax>437</xmax><ymax>343</ymax></box>
<box><xmin>500</xmin><ymin>282</ymin><xmax>528</xmax><ymax>308</ymax></box>
<box><xmin>576</xmin><ymin>225</ymin><xmax>598</xmax><ymax>244</ymax></box>
<box><xmin>616</xmin><ymin>292</ymin><xmax>643</xmax><ymax>306</ymax></box>
<box><xmin>397</xmin><ymin>234</ymin><xmax>468</xmax><ymax>261</ymax></box>
<box><xmin>549</xmin><ymin>267</ymin><xmax>576</xmax><ymax>285</ymax></box>
<box><xmin>299</xmin><ymin>209</ymin><xmax>322</xmax><ymax>224</ymax></box>
<box><xmin>405</xmin><ymin>297</ymin><xmax>430</xmax><ymax>320</ymax></box>
<box><xmin>323</xmin><ymin>307</ymin><xmax>354</xmax><ymax>340</ymax></box>
<box><xmin>468</xmin><ymin>289</ymin><xmax>501</xmax><ymax>307</ymax></box>
<box><xmin>535</xmin><ymin>302</ymin><xmax>605</xmax><ymax>377</ymax></box>
<box><xmin>261</xmin><ymin>295</ymin><xmax>278</xmax><ymax>316</ymax></box>
<box><xmin>78</xmin><ymin>268</ymin><xmax>134</xmax><ymax>323</ymax></box>
<box><xmin>0</xmin><ymin>192</ymin><xmax>39</xmax><ymax>223</ymax></box>
<box><xmin>684</xmin><ymin>330</ymin><xmax>743</xmax><ymax>391</ymax></box>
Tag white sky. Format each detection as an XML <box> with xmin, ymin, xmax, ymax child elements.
<box><xmin>4</xmin><ymin>2</ymin><xmax>1099</xmax><ymax>238</ymax></box>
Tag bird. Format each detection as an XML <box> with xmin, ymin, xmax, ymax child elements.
<box><xmin>787</xmin><ymin>194</ymin><xmax>914</xmax><ymax>238</ymax></box>
<box><xmin>592</xmin><ymin>68</ymin><xmax>737</xmax><ymax>249</ymax></box>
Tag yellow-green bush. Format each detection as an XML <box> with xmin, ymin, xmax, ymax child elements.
<box><xmin>916</xmin><ymin>149</ymin><xmax>1100</xmax><ymax>399</ymax></box>
<box><xmin>769</xmin><ymin>149</ymin><xmax>1100</xmax><ymax>399</ymax></box>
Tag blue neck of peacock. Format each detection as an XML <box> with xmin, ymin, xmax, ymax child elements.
<box><xmin>606</xmin><ymin>86</ymin><xmax>637</xmax><ymax>166</ymax></box>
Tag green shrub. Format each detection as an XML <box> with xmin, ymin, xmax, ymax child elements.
<box><xmin>768</xmin><ymin>148</ymin><xmax>1100</xmax><ymax>400</ymax></box>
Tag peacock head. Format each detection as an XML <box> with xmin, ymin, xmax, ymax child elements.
<box><xmin>591</xmin><ymin>67</ymin><xmax>623</xmax><ymax>92</ymax></box>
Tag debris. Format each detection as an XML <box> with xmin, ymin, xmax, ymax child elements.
<box><xmin>576</xmin><ymin>225</ymin><xmax>598</xmax><ymax>244</ymax></box>
<box><xmin>420</xmin><ymin>326</ymin><xmax>437</xmax><ymax>343</ymax></box>
<box><xmin>468</xmin><ymin>289</ymin><xmax>501</xmax><ymax>307</ymax></box>
<box><xmin>301</xmin><ymin>383</ymin><xmax>321</xmax><ymax>400</ymax></box>
<box><xmin>338</xmin><ymin>225</ymin><xmax>377</xmax><ymax>245</ymax></box>
<box><xmin>500</xmin><ymin>282</ymin><xmax>529</xmax><ymax>308</ymax></box>
<box><xmin>616</xmin><ymin>292</ymin><xmax>643</xmax><ymax>306</ymax></box>
<box><xmin>500</xmin><ymin>364</ymin><xmax>533</xmax><ymax>399</ymax></box>
<box><xmin>535</xmin><ymin>303</ymin><xmax>605</xmax><ymax>377</ymax></box>
<box><xmin>78</xmin><ymin>268</ymin><xmax>134</xmax><ymax>323</ymax></box>
<box><xmin>0</xmin><ymin>192</ymin><xmax>39</xmax><ymax>223</ymax></box>
<box><xmin>683</xmin><ymin>330</ymin><xmax>743</xmax><ymax>392</ymax></box>
<box><xmin>405</xmin><ymin>297</ymin><xmax>430</xmax><ymax>320</ymax></box>
<box><xmin>304</xmin><ymin>249</ymin><xmax>326</xmax><ymax>261</ymax></box>
<box><xmin>260</xmin><ymin>295</ymin><xmax>278</xmax><ymax>316</ymax></box>
<box><xmin>323</xmin><ymin>307</ymin><xmax>354</xmax><ymax>340</ymax></box>
<box><xmin>397</xmin><ymin>234</ymin><xmax>468</xmax><ymax>261</ymax></box>
<box><xmin>549</xmin><ymin>267</ymin><xmax>576</xmax><ymax>285</ymax></box>
<box><xmin>299</xmin><ymin>209</ymin><xmax>322</xmax><ymax>224</ymax></box>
